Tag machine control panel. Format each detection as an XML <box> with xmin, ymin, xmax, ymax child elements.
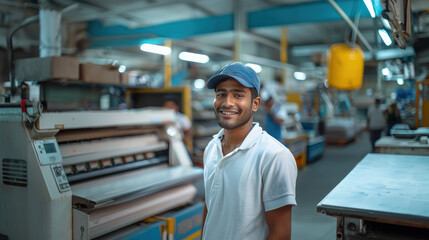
<box><xmin>34</xmin><ymin>139</ymin><xmax>62</xmax><ymax>165</ymax></box>
<box><xmin>51</xmin><ymin>164</ymin><xmax>70</xmax><ymax>192</ymax></box>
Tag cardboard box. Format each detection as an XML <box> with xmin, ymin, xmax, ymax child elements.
<box><xmin>80</xmin><ymin>63</ymin><xmax>120</xmax><ymax>84</ymax></box>
<box><xmin>120</xmin><ymin>72</ymin><xmax>129</xmax><ymax>85</ymax></box>
<box><xmin>15</xmin><ymin>56</ymin><xmax>79</xmax><ymax>81</ymax></box>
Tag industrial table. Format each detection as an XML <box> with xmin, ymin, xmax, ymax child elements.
<box><xmin>317</xmin><ymin>153</ymin><xmax>429</xmax><ymax>239</ymax></box>
<box><xmin>375</xmin><ymin>136</ymin><xmax>429</xmax><ymax>156</ymax></box>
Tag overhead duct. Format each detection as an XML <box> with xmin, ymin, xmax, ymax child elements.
<box><xmin>39</xmin><ymin>8</ymin><xmax>62</xmax><ymax>57</ymax></box>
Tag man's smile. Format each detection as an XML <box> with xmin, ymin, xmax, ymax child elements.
<box><xmin>218</xmin><ymin>107</ymin><xmax>241</xmax><ymax>117</ymax></box>
<box><xmin>220</xmin><ymin>110</ymin><xmax>238</xmax><ymax>115</ymax></box>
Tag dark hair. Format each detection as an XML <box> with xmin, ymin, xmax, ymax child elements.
<box><xmin>375</xmin><ymin>98</ymin><xmax>381</xmax><ymax>104</ymax></box>
<box><xmin>250</xmin><ymin>88</ymin><xmax>258</xmax><ymax>100</ymax></box>
<box><xmin>164</xmin><ymin>94</ymin><xmax>179</xmax><ymax>104</ymax></box>
<box><xmin>265</xmin><ymin>96</ymin><xmax>273</xmax><ymax>103</ymax></box>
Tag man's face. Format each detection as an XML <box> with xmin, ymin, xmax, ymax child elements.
<box><xmin>213</xmin><ymin>78</ymin><xmax>260</xmax><ymax>130</ymax></box>
<box><xmin>163</xmin><ymin>100</ymin><xmax>179</xmax><ymax>112</ymax></box>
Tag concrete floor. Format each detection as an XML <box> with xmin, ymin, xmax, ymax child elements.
<box><xmin>291</xmin><ymin>132</ymin><xmax>372</xmax><ymax>239</ymax></box>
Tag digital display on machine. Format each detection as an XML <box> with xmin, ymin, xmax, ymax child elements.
<box><xmin>44</xmin><ymin>143</ymin><xmax>57</xmax><ymax>153</ymax></box>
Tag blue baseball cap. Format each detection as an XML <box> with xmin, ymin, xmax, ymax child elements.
<box><xmin>207</xmin><ymin>62</ymin><xmax>260</xmax><ymax>94</ymax></box>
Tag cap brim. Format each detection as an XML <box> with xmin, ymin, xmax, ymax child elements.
<box><xmin>207</xmin><ymin>74</ymin><xmax>253</xmax><ymax>90</ymax></box>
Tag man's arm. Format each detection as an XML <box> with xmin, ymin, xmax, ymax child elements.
<box><xmin>265</xmin><ymin>204</ymin><xmax>292</xmax><ymax>240</ymax></box>
<box><xmin>201</xmin><ymin>203</ymin><xmax>208</xmax><ymax>239</ymax></box>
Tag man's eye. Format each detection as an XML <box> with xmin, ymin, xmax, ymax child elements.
<box><xmin>235</xmin><ymin>94</ymin><xmax>243</xmax><ymax>98</ymax></box>
<box><xmin>216</xmin><ymin>94</ymin><xmax>225</xmax><ymax>97</ymax></box>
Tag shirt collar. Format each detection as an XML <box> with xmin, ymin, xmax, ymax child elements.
<box><xmin>213</xmin><ymin>122</ymin><xmax>262</xmax><ymax>150</ymax></box>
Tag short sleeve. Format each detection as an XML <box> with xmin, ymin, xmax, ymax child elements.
<box><xmin>262</xmin><ymin>148</ymin><xmax>297</xmax><ymax>211</ymax></box>
<box><xmin>182</xmin><ymin>115</ymin><xmax>192</xmax><ymax>130</ymax></box>
<box><xmin>176</xmin><ymin>113</ymin><xmax>192</xmax><ymax>130</ymax></box>
<box><xmin>276</xmin><ymin>105</ymin><xmax>288</xmax><ymax>121</ymax></box>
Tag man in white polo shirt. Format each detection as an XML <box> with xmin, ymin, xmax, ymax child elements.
<box><xmin>202</xmin><ymin>62</ymin><xmax>297</xmax><ymax>240</ymax></box>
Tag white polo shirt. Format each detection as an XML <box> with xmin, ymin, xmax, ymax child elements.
<box><xmin>203</xmin><ymin>123</ymin><xmax>297</xmax><ymax>240</ymax></box>
<box><xmin>367</xmin><ymin>105</ymin><xmax>386</xmax><ymax>130</ymax></box>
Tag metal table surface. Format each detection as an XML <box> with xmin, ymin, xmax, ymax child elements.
<box><xmin>317</xmin><ymin>153</ymin><xmax>429</xmax><ymax>227</ymax></box>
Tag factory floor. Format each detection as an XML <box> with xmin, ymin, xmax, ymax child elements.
<box><xmin>291</xmin><ymin>131</ymin><xmax>372</xmax><ymax>240</ymax></box>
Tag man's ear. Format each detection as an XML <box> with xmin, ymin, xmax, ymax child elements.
<box><xmin>252</xmin><ymin>97</ymin><xmax>261</xmax><ymax>112</ymax></box>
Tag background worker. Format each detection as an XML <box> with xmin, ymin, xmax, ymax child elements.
<box><xmin>163</xmin><ymin>96</ymin><xmax>192</xmax><ymax>143</ymax></box>
<box><xmin>367</xmin><ymin>98</ymin><xmax>386</xmax><ymax>152</ymax></box>
<box><xmin>384</xmin><ymin>102</ymin><xmax>402</xmax><ymax>136</ymax></box>
<box><xmin>264</xmin><ymin>96</ymin><xmax>287</xmax><ymax>142</ymax></box>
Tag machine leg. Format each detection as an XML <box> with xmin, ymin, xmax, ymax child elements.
<box><xmin>336</xmin><ymin>217</ymin><xmax>344</xmax><ymax>240</ymax></box>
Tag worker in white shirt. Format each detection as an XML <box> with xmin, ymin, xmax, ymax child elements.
<box><xmin>202</xmin><ymin>62</ymin><xmax>297</xmax><ymax>240</ymax></box>
<box><xmin>367</xmin><ymin>98</ymin><xmax>386</xmax><ymax>152</ymax></box>
<box><xmin>163</xmin><ymin>97</ymin><xmax>192</xmax><ymax>143</ymax></box>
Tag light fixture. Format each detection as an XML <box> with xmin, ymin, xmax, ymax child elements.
<box><xmin>363</xmin><ymin>0</ymin><xmax>375</xmax><ymax>18</ymax></box>
<box><xmin>140</xmin><ymin>43</ymin><xmax>171</xmax><ymax>55</ymax></box>
<box><xmin>294</xmin><ymin>72</ymin><xmax>306</xmax><ymax>81</ymax></box>
<box><xmin>378</xmin><ymin>29</ymin><xmax>392</xmax><ymax>46</ymax></box>
<box><xmin>245</xmin><ymin>63</ymin><xmax>262</xmax><ymax>73</ymax></box>
<box><xmin>178</xmin><ymin>52</ymin><xmax>209</xmax><ymax>63</ymax></box>
<box><xmin>118</xmin><ymin>65</ymin><xmax>126</xmax><ymax>73</ymax></box>
<box><xmin>194</xmin><ymin>79</ymin><xmax>206</xmax><ymax>89</ymax></box>
<box><xmin>382</xmin><ymin>67</ymin><xmax>390</xmax><ymax>76</ymax></box>
<box><xmin>381</xmin><ymin>18</ymin><xmax>391</xmax><ymax>30</ymax></box>
<box><xmin>397</xmin><ymin>78</ymin><xmax>404</xmax><ymax>85</ymax></box>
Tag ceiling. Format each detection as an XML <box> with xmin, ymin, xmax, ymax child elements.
<box><xmin>1</xmin><ymin>0</ymin><xmax>429</xmax><ymax>79</ymax></box>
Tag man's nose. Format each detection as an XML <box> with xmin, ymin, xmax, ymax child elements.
<box><xmin>223</xmin><ymin>94</ymin><xmax>234</xmax><ymax>107</ymax></box>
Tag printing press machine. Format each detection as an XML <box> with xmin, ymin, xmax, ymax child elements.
<box><xmin>0</xmin><ymin>101</ymin><xmax>203</xmax><ymax>240</ymax></box>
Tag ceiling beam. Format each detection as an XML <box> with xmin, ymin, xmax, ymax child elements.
<box><xmin>67</xmin><ymin>0</ymin><xmax>208</xmax><ymax>23</ymax></box>
<box><xmin>53</xmin><ymin>0</ymin><xmax>140</xmax><ymax>25</ymax></box>
<box><xmin>186</xmin><ymin>2</ymin><xmax>217</xmax><ymax>16</ymax></box>
<box><xmin>88</xmin><ymin>13</ymin><xmax>234</xmax><ymax>39</ymax></box>
<box><xmin>248</xmin><ymin>0</ymin><xmax>371</xmax><ymax>28</ymax></box>
<box><xmin>87</xmin><ymin>0</ymin><xmax>372</xmax><ymax>48</ymax></box>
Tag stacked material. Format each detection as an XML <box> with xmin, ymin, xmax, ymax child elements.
<box><xmin>325</xmin><ymin>117</ymin><xmax>365</xmax><ymax>144</ymax></box>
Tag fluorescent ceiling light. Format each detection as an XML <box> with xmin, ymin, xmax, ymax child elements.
<box><xmin>245</xmin><ymin>63</ymin><xmax>262</xmax><ymax>73</ymax></box>
<box><xmin>397</xmin><ymin>78</ymin><xmax>404</xmax><ymax>85</ymax></box>
<box><xmin>178</xmin><ymin>52</ymin><xmax>209</xmax><ymax>63</ymax></box>
<box><xmin>194</xmin><ymin>79</ymin><xmax>206</xmax><ymax>89</ymax></box>
<box><xmin>381</xmin><ymin>18</ymin><xmax>391</xmax><ymax>30</ymax></box>
<box><xmin>294</xmin><ymin>72</ymin><xmax>306</xmax><ymax>81</ymax></box>
<box><xmin>363</xmin><ymin>0</ymin><xmax>375</xmax><ymax>18</ymax></box>
<box><xmin>118</xmin><ymin>65</ymin><xmax>126</xmax><ymax>73</ymax></box>
<box><xmin>378</xmin><ymin>29</ymin><xmax>392</xmax><ymax>46</ymax></box>
<box><xmin>140</xmin><ymin>43</ymin><xmax>171</xmax><ymax>55</ymax></box>
<box><xmin>382</xmin><ymin>67</ymin><xmax>390</xmax><ymax>76</ymax></box>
